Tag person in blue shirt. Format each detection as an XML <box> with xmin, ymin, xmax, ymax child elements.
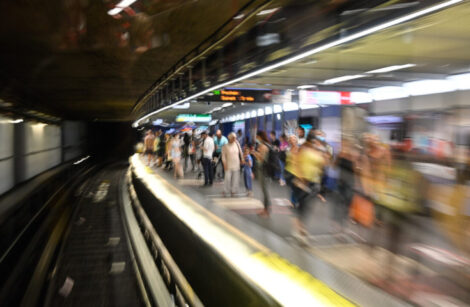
<box><xmin>213</xmin><ymin>129</ymin><xmax>228</xmax><ymax>180</ymax></box>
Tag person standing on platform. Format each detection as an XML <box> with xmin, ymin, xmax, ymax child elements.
<box><xmin>251</xmin><ymin>131</ymin><xmax>271</xmax><ymax>217</ymax></box>
<box><xmin>222</xmin><ymin>132</ymin><xmax>244</xmax><ymax>197</ymax></box>
<box><xmin>291</xmin><ymin>130</ymin><xmax>326</xmax><ymax>243</ymax></box>
<box><xmin>297</xmin><ymin>127</ymin><xmax>306</xmax><ymax>146</ymax></box>
<box><xmin>243</xmin><ymin>146</ymin><xmax>254</xmax><ymax>197</ymax></box>
<box><xmin>144</xmin><ymin>130</ymin><xmax>155</xmax><ymax>166</ymax></box>
<box><xmin>170</xmin><ymin>133</ymin><xmax>183</xmax><ymax>179</ymax></box>
<box><xmin>201</xmin><ymin>131</ymin><xmax>215</xmax><ymax>186</ymax></box>
<box><xmin>237</xmin><ymin>129</ymin><xmax>244</xmax><ymax>146</ymax></box>
<box><xmin>213</xmin><ymin>129</ymin><xmax>228</xmax><ymax>180</ymax></box>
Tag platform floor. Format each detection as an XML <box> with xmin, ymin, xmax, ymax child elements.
<box><xmin>143</xmin><ymin>157</ymin><xmax>470</xmax><ymax>305</ymax></box>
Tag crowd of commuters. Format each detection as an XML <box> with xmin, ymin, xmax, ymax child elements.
<box><xmin>140</xmin><ymin>126</ymin><xmax>428</xmax><ymax>249</ymax></box>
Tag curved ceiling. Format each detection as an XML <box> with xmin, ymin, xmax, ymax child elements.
<box><xmin>0</xmin><ymin>0</ymin><xmax>253</xmax><ymax>120</ymax></box>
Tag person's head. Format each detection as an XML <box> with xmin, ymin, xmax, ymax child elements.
<box><xmin>256</xmin><ymin>131</ymin><xmax>269</xmax><ymax>143</ymax></box>
<box><xmin>146</xmin><ymin>129</ymin><xmax>152</xmax><ymax>135</ymax></box>
<box><xmin>288</xmin><ymin>135</ymin><xmax>298</xmax><ymax>147</ymax></box>
<box><xmin>201</xmin><ymin>131</ymin><xmax>207</xmax><ymax>139</ymax></box>
<box><xmin>307</xmin><ymin>130</ymin><xmax>322</xmax><ymax>147</ymax></box>
<box><xmin>216</xmin><ymin>129</ymin><xmax>222</xmax><ymax>138</ymax></box>
<box><xmin>314</xmin><ymin>130</ymin><xmax>326</xmax><ymax>143</ymax></box>
<box><xmin>244</xmin><ymin>147</ymin><xmax>250</xmax><ymax>155</ymax></box>
<box><xmin>280</xmin><ymin>133</ymin><xmax>287</xmax><ymax>142</ymax></box>
<box><xmin>297</xmin><ymin>127</ymin><xmax>305</xmax><ymax>138</ymax></box>
<box><xmin>228</xmin><ymin>132</ymin><xmax>236</xmax><ymax>143</ymax></box>
<box><xmin>270</xmin><ymin>131</ymin><xmax>276</xmax><ymax>140</ymax></box>
<box><xmin>237</xmin><ymin>129</ymin><xmax>242</xmax><ymax>136</ymax></box>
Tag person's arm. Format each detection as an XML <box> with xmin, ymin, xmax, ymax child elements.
<box><xmin>222</xmin><ymin>145</ymin><xmax>227</xmax><ymax>170</ymax></box>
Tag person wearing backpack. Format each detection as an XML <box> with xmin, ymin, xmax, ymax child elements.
<box><xmin>251</xmin><ymin>131</ymin><xmax>271</xmax><ymax>217</ymax></box>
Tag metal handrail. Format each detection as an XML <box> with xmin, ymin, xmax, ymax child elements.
<box><xmin>126</xmin><ymin>170</ymin><xmax>203</xmax><ymax>307</ymax></box>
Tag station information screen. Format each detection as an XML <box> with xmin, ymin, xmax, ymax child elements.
<box><xmin>204</xmin><ymin>89</ymin><xmax>272</xmax><ymax>103</ymax></box>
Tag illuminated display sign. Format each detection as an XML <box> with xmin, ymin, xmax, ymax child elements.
<box><xmin>299</xmin><ymin>90</ymin><xmax>353</xmax><ymax>105</ymax></box>
<box><xmin>176</xmin><ymin>114</ymin><xmax>212</xmax><ymax>123</ymax></box>
<box><xmin>206</xmin><ymin>89</ymin><xmax>272</xmax><ymax>103</ymax></box>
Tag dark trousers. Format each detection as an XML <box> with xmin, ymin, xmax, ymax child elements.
<box><xmin>202</xmin><ymin>157</ymin><xmax>213</xmax><ymax>185</ymax></box>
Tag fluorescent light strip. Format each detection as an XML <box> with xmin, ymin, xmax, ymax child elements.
<box><xmin>256</xmin><ymin>8</ymin><xmax>280</xmax><ymax>16</ymax></box>
<box><xmin>133</xmin><ymin>0</ymin><xmax>462</xmax><ymax>127</ymax></box>
<box><xmin>366</xmin><ymin>63</ymin><xmax>416</xmax><ymax>74</ymax></box>
<box><xmin>107</xmin><ymin>0</ymin><xmax>137</xmax><ymax>15</ymax></box>
<box><xmin>323</xmin><ymin>74</ymin><xmax>366</xmax><ymax>85</ymax></box>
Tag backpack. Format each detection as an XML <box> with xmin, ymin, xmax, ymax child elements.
<box><xmin>264</xmin><ymin>143</ymin><xmax>281</xmax><ymax>179</ymax></box>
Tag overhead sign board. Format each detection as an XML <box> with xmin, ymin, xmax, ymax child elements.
<box><xmin>204</xmin><ymin>89</ymin><xmax>272</xmax><ymax>103</ymax></box>
<box><xmin>176</xmin><ymin>114</ymin><xmax>212</xmax><ymax>123</ymax></box>
<box><xmin>299</xmin><ymin>90</ymin><xmax>353</xmax><ymax>105</ymax></box>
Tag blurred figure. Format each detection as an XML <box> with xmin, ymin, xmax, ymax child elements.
<box><xmin>333</xmin><ymin>138</ymin><xmax>358</xmax><ymax>233</ymax></box>
<box><xmin>243</xmin><ymin>146</ymin><xmax>254</xmax><ymax>197</ymax></box>
<box><xmin>201</xmin><ymin>131</ymin><xmax>214</xmax><ymax>186</ymax></box>
<box><xmin>291</xmin><ymin>131</ymin><xmax>326</xmax><ymax>243</ymax></box>
<box><xmin>237</xmin><ymin>129</ymin><xmax>244</xmax><ymax>146</ymax></box>
<box><xmin>297</xmin><ymin>127</ymin><xmax>306</xmax><ymax>145</ymax></box>
<box><xmin>170</xmin><ymin>133</ymin><xmax>183</xmax><ymax>178</ymax></box>
<box><xmin>270</xmin><ymin>131</ymin><xmax>285</xmax><ymax>185</ymax></box>
<box><xmin>252</xmin><ymin>131</ymin><xmax>271</xmax><ymax>217</ymax></box>
<box><xmin>183</xmin><ymin>132</ymin><xmax>191</xmax><ymax>172</ymax></box>
<box><xmin>144</xmin><ymin>130</ymin><xmax>155</xmax><ymax>166</ymax></box>
<box><xmin>285</xmin><ymin>135</ymin><xmax>300</xmax><ymax>207</ymax></box>
<box><xmin>222</xmin><ymin>132</ymin><xmax>244</xmax><ymax>197</ymax></box>
<box><xmin>164</xmin><ymin>133</ymin><xmax>173</xmax><ymax>170</ymax></box>
<box><xmin>213</xmin><ymin>130</ymin><xmax>228</xmax><ymax>180</ymax></box>
<box><xmin>156</xmin><ymin>131</ymin><xmax>166</xmax><ymax>167</ymax></box>
<box><xmin>188</xmin><ymin>130</ymin><xmax>197</xmax><ymax>172</ymax></box>
<box><xmin>278</xmin><ymin>133</ymin><xmax>289</xmax><ymax>186</ymax></box>
<box><xmin>153</xmin><ymin>130</ymin><xmax>161</xmax><ymax>165</ymax></box>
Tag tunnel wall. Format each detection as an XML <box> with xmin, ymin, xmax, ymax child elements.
<box><xmin>0</xmin><ymin>119</ymin><xmax>87</xmax><ymax>196</ymax></box>
<box><xmin>0</xmin><ymin>116</ymin><xmax>15</xmax><ymax>194</ymax></box>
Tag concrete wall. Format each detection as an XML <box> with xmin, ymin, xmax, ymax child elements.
<box><xmin>0</xmin><ymin>116</ymin><xmax>14</xmax><ymax>195</ymax></box>
<box><xmin>0</xmin><ymin>119</ymin><xmax>87</xmax><ymax>196</ymax></box>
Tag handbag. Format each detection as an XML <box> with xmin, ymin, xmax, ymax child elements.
<box><xmin>349</xmin><ymin>193</ymin><xmax>375</xmax><ymax>227</ymax></box>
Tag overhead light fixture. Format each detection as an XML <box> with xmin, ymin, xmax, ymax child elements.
<box><xmin>257</xmin><ymin>108</ymin><xmax>264</xmax><ymax>116</ymax></box>
<box><xmin>323</xmin><ymin>75</ymin><xmax>366</xmax><ymax>85</ymax></box>
<box><xmin>133</xmin><ymin>0</ymin><xmax>462</xmax><ymax>127</ymax></box>
<box><xmin>245</xmin><ymin>111</ymin><xmax>251</xmax><ymax>119</ymax></box>
<box><xmin>283</xmin><ymin>103</ymin><xmax>299</xmax><ymax>111</ymax></box>
<box><xmin>251</xmin><ymin>110</ymin><xmax>257</xmax><ymax>118</ymax></box>
<box><xmin>273</xmin><ymin>104</ymin><xmax>283</xmax><ymax>113</ymax></box>
<box><xmin>172</xmin><ymin>102</ymin><xmax>190</xmax><ymax>109</ymax></box>
<box><xmin>107</xmin><ymin>0</ymin><xmax>137</xmax><ymax>15</ymax></box>
<box><xmin>233</xmin><ymin>14</ymin><xmax>245</xmax><ymax>20</ymax></box>
<box><xmin>10</xmin><ymin>119</ymin><xmax>23</xmax><ymax>124</ymax></box>
<box><xmin>297</xmin><ymin>85</ymin><xmax>316</xmax><ymax>90</ymax></box>
<box><xmin>369</xmin><ymin>86</ymin><xmax>409</xmax><ymax>101</ymax></box>
<box><xmin>447</xmin><ymin>73</ymin><xmax>470</xmax><ymax>90</ymax></box>
<box><xmin>404</xmin><ymin>79</ymin><xmax>456</xmax><ymax>96</ymax></box>
<box><xmin>366</xmin><ymin>64</ymin><xmax>416</xmax><ymax>74</ymax></box>
<box><xmin>222</xmin><ymin>102</ymin><xmax>233</xmax><ymax>107</ymax></box>
<box><xmin>257</xmin><ymin>7</ymin><xmax>280</xmax><ymax>16</ymax></box>
<box><xmin>265</xmin><ymin>106</ymin><xmax>273</xmax><ymax>115</ymax></box>
<box><xmin>276</xmin><ymin>114</ymin><xmax>281</xmax><ymax>120</ymax></box>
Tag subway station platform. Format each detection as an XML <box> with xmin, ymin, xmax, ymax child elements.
<box><xmin>131</xmin><ymin>154</ymin><xmax>470</xmax><ymax>306</ymax></box>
